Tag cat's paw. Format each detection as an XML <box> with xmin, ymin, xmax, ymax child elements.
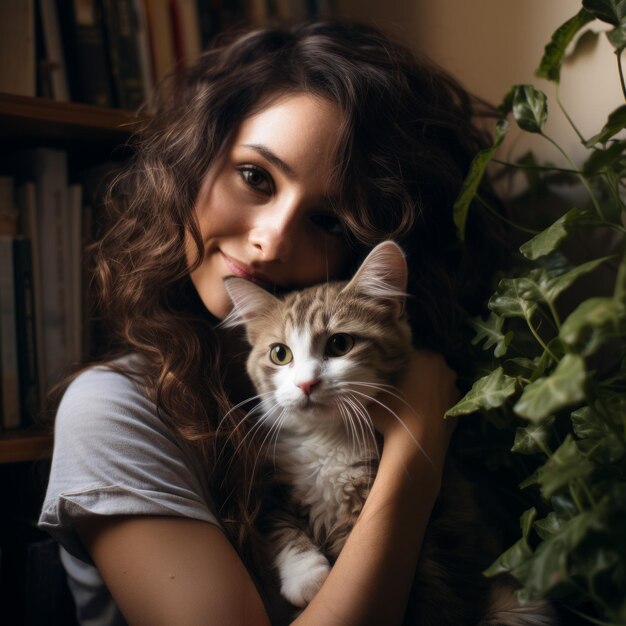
<box><xmin>279</xmin><ymin>550</ymin><xmax>331</xmax><ymax>608</ymax></box>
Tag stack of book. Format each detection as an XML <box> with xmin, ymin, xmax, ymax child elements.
<box><xmin>0</xmin><ymin>150</ymin><xmax>95</xmax><ymax>431</ymax></box>
<box><xmin>0</xmin><ymin>0</ymin><xmax>335</xmax><ymax>110</ymax></box>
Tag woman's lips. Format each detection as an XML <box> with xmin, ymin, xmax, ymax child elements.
<box><xmin>221</xmin><ymin>252</ymin><xmax>274</xmax><ymax>289</ymax></box>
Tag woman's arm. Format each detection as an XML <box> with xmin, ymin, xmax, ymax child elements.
<box><xmin>77</xmin><ymin>350</ymin><xmax>456</xmax><ymax>626</ymax></box>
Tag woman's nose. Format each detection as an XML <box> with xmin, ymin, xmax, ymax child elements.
<box><xmin>248</xmin><ymin>207</ymin><xmax>296</xmax><ymax>262</ymax></box>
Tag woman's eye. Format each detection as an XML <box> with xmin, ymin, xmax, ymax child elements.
<box><xmin>239</xmin><ymin>166</ymin><xmax>273</xmax><ymax>194</ymax></box>
<box><xmin>325</xmin><ymin>333</ymin><xmax>355</xmax><ymax>357</ymax></box>
<box><xmin>270</xmin><ymin>343</ymin><xmax>293</xmax><ymax>365</ymax></box>
<box><xmin>310</xmin><ymin>213</ymin><xmax>344</xmax><ymax>236</ymax></box>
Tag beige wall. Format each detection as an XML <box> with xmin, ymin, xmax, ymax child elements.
<box><xmin>336</xmin><ymin>0</ymin><xmax>623</xmax><ymax>164</ymax></box>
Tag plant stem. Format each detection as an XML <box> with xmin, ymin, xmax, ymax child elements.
<box><xmin>556</xmin><ymin>84</ymin><xmax>586</xmax><ymax>144</ymax></box>
<box><xmin>476</xmin><ymin>194</ymin><xmax>541</xmax><ymax>235</ymax></box>
<box><xmin>541</xmin><ymin>132</ymin><xmax>606</xmax><ymax>221</ymax></box>
<box><xmin>492</xmin><ymin>158</ymin><xmax>578</xmax><ymax>174</ymax></box>
<box><xmin>526</xmin><ymin>317</ymin><xmax>558</xmax><ymax>361</ymax></box>
<box><xmin>617</xmin><ymin>48</ymin><xmax>626</xmax><ymax>102</ymax></box>
<box><xmin>537</xmin><ymin>304</ymin><xmax>560</xmax><ymax>333</ymax></box>
<box><xmin>569</xmin><ymin>483</ymin><xmax>585</xmax><ymax>513</ymax></box>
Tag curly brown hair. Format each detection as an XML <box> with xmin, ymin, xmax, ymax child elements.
<box><xmin>83</xmin><ymin>20</ymin><xmax>506</xmax><ymax>563</ymax></box>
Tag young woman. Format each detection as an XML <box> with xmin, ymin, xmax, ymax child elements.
<box><xmin>39</xmin><ymin>20</ymin><xmax>505</xmax><ymax>625</ymax></box>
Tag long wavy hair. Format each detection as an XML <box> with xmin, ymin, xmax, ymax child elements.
<box><xmin>84</xmin><ymin>20</ymin><xmax>506</xmax><ymax>563</ymax></box>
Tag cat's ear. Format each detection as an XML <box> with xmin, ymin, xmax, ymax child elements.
<box><xmin>222</xmin><ymin>277</ymin><xmax>280</xmax><ymax>332</ymax></box>
<box><xmin>342</xmin><ymin>241</ymin><xmax>408</xmax><ymax>318</ymax></box>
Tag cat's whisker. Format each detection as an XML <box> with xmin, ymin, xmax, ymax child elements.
<box><xmin>336</xmin><ymin>398</ymin><xmax>360</xmax><ymax>456</ymax></box>
<box><xmin>348</xmin><ymin>389</ymin><xmax>434</xmax><ymax>467</ymax></box>
<box><xmin>219</xmin><ymin>401</ymin><xmax>282</xmax><ymax>476</ymax></box>
<box><xmin>337</xmin><ymin>380</ymin><xmax>415</xmax><ymax>415</ymax></box>
<box><xmin>245</xmin><ymin>407</ymin><xmax>288</xmax><ymax>508</ymax></box>
<box><xmin>214</xmin><ymin>391</ymin><xmax>276</xmax><ymax>452</ymax></box>
<box><xmin>344</xmin><ymin>394</ymin><xmax>378</xmax><ymax>456</ymax></box>
<box><xmin>342</xmin><ymin>395</ymin><xmax>373</xmax><ymax>457</ymax></box>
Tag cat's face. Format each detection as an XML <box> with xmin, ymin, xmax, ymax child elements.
<box><xmin>224</xmin><ymin>241</ymin><xmax>412</xmax><ymax>432</ymax></box>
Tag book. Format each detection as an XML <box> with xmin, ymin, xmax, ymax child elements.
<box><xmin>0</xmin><ymin>177</ymin><xmax>19</xmax><ymax>236</ymax></box>
<box><xmin>101</xmin><ymin>0</ymin><xmax>146</xmax><ymax>110</ymax></box>
<box><xmin>132</xmin><ymin>0</ymin><xmax>155</xmax><ymax>106</ymax></box>
<box><xmin>68</xmin><ymin>184</ymin><xmax>83</xmax><ymax>365</ymax></box>
<box><xmin>17</xmin><ymin>149</ymin><xmax>72</xmax><ymax>389</ymax></box>
<box><xmin>0</xmin><ymin>236</ymin><xmax>21</xmax><ymax>429</ymax></box>
<box><xmin>38</xmin><ymin>0</ymin><xmax>69</xmax><ymax>100</ymax></box>
<box><xmin>13</xmin><ymin>238</ymin><xmax>40</xmax><ymax>427</ymax></box>
<box><xmin>16</xmin><ymin>182</ymin><xmax>46</xmax><ymax>415</ymax></box>
<box><xmin>172</xmin><ymin>0</ymin><xmax>202</xmax><ymax>68</ymax></box>
<box><xmin>144</xmin><ymin>0</ymin><xmax>177</xmax><ymax>85</ymax></box>
<box><xmin>55</xmin><ymin>0</ymin><xmax>115</xmax><ymax>107</ymax></box>
<box><xmin>0</xmin><ymin>0</ymin><xmax>36</xmax><ymax>97</ymax></box>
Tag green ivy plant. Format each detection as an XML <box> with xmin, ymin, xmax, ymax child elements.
<box><xmin>448</xmin><ymin>2</ymin><xmax>626</xmax><ymax>623</ymax></box>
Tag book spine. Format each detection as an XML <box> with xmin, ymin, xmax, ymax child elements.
<box><xmin>68</xmin><ymin>184</ymin><xmax>83</xmax><ymax>365</ymax></box>
<box><xmin>101</xmin><ymin>0</ymin><xmax>146</xmax><ymax>110</ymax></box>
<box><xmin>0</xmin><ymin>236</ymin><xmax>21</xmax><ymax>429</ymax></box>
<box><xmin>16</xmin><ymin>182</ymin><xmax>47</xmax><ymax>413</ymax></box>
<box><xmin>38</xmin><ymin>0</ymin><xmax>70</xmax><ymax>100</ymax></box>
<box><xmin>13</xmin><ymin>238</ymin><xmax>40</xmax><ymax>427</ymax></box>
<box><xmin>0</xmin><ymin>0</ymin><xmax>36</xmax><ymax>97</ymax></box>
<box><xmin>21</xmin><ymin>148</ymin><xmax>71</xmax><ymax>388</ymax></box>
<box><xmin>56</xmin><ymin>0</ymin><xmax>115</xmax><ymax>107</ymax></box>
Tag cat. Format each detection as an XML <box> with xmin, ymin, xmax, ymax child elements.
<box><xmin>223</xmin><ymin>240</ymin><xmax>555</xmax><ymax>625</ymax></box>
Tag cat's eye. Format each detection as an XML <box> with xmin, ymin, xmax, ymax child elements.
<box><xmin>270</xmin><ymin>343</ymin><xmax>293</xmax><ymax>365</ymax></box>
<box><xmin>325</xmin><ymin>333</ymin><xmax>355</xmax><ymax>357</ymax></box>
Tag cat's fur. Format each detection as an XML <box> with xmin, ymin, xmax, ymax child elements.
<box><xmin>224</xmin><ymin>241</ymin><xmax>555</xmax><ymax>625</ymax></box>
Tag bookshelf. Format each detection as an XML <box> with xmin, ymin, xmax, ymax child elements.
<box><xmin>0</xmin><ymin>92</ymin><xmax>141</xmax><ymax>149</ymax></box>
<box><xmin>0</xmin><ymin>93</ymin><xmax>138</xmax><ymax>465</ymax></box>
<box><xmin>0</xmin><ymin>428</ymin><xmax>52</xmax><ymax>464</ymax></box>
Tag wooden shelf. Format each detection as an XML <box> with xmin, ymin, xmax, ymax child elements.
<box><xmin>0</xmin><ymin>429</ymin><xmax>52</xmax><ymax>464</ymax></box>
<box><xmin>0</xmin><ymin>92</ymin><xmax>143</xmax><ymax>149</ymax></box>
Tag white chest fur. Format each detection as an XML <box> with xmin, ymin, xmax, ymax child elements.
<box><xmin>274</xmin><ymin>424</ymin><xmax>377</xmax><ymax>542</ymax></box>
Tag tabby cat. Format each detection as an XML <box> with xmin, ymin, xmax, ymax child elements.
<box><xmin>224</xmin><ymin>241</ymin><xmax>554</xmax><ymax>625</ymax></box>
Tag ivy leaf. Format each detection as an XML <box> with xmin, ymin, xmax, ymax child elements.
<box><xmin>536</xmin><ymin>434</ymin><xmax>594</xmax><ymax>499</ymax></box>
<box><xmin>560</xmin><ymin>297</ymin><xmax>626</xmax><ymax>355</ymax></box>
<box><xmin>514</xmin><ymin>354</ymin><xmax>587</xmax><ymax>422</ymax></box>
<box><xmin>469</xmin><ymin>313</ymin><xmax>514</xmax><ymax>358</ymax></box>
<box><xmin>484</xmin><ymin>536</ymin><xmax>533</xmax><ymax>578</ymax></box>
<box><xmin>445</xmin><ymin>367</ymin><xmax>517</xmax><ymax>417</ymax></box>
<box><xmin>584</xmin><ymin>104</ymin><xmax>626</xmax><ymax>146</ymax></box>
<box><xmin>488</xmin><ymin>278</ymin><xmax>538</xmax><ymax>320</ymax></box>
<box><xmin>513</xmin><ymin>85</ymin><xmax>548</xmax><ymax>134</ymax></box>
<box><xmin>534</xmin><ymin>511</ymin><xmax>569</xmax><ymax>540</ymax></box>
<box><xmin>572</xmin><ymin>402</ymin><xmax>626</xmax><ymax>463</ymax></box>
<box><xmin>512</xmin><ymin>506</ymin><xmax>603</xmax><ymax>596</ymax></box>
<box><xmin>529</xmin><ymin>256</ymin><xmax>612</xmax><ymax>306</ymax></box>
<box><xmin>607</xmin><ymin>24</ymin><xmax>626</xmax><ymax>49</ymax></box>
<box><xmin>453</xmin><ymin>119</ymin><xmax>508</xmax><ymax>241</ymax></box>
<box><xmin>519</xmin><ymin>208</ymin><xmax>593</xmax><ymax>260</ymax></box>
<box><xmin>583</xmin><ymin>140</ymin><xmax>626</xmax><ymax>175</ymax></box>
<box><xmin>536</xmin><ymin>9</ymin><xmax>596</xmax><ymax>82</ymax></box>
<box><xmin>582</xmin><ymin>0</ymin><xmax>626</xmax><ymax>26</ymax></box>
<box><xmin>512</xmin><ymin>417</ymin><xmax>555</xmax><ymax>455</ymax></box>
<box><xmin>484</xmin><ymin>508</ymin><xmax>536</xmax><ymax>577</ymax></box>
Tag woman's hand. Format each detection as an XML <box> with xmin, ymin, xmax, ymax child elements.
<box><xmin>369</xmin><ymin>349</ymin><xmax>459</xmax><ymax>472</ymax></box>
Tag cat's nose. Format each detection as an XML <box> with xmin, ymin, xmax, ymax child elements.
<box><xmin>297</xmin><ymin>379</ymin><xmax>320</xmax><ymax>396</ymax></box>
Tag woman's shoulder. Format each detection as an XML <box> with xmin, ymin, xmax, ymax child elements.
<box><xmin>54</xmin><ymin>353</ymin><xmax>171</xmax><ymax>452</ymax></box>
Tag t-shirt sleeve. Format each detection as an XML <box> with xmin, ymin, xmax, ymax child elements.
<box><xmin>38</xmin><ymin>363</ymin><xmax>220</xmax><ymax>563</ymax></box>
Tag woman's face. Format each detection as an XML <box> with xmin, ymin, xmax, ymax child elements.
<box><xmin>189</xmin><ymin>92</ymin><xmax>349</xmax><ymax>319</ymax></box>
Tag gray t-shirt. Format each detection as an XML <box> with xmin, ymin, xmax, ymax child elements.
<box><xmin>38</xmin><ymin>355</ymin><xmax>220</xmax><ymax>625</ymax></box>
